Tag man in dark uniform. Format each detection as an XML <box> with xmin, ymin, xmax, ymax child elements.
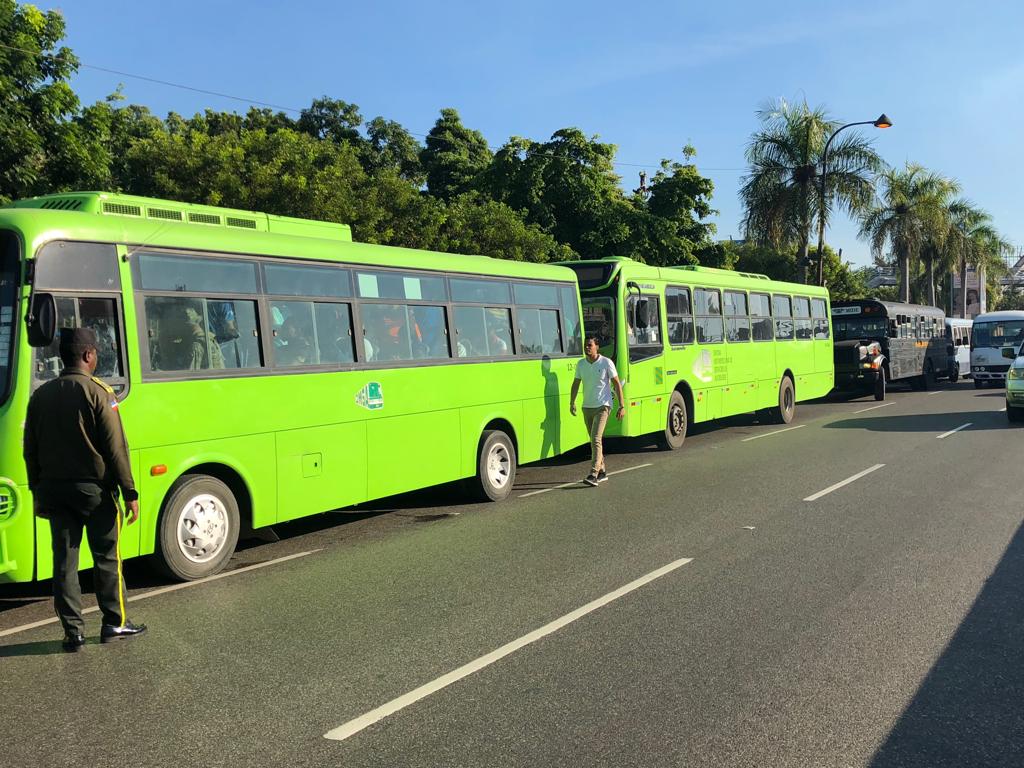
<box><xmin>23</xmin><ymin>328</ymin><xmax>147</xmax><ymax>651</ymax></box>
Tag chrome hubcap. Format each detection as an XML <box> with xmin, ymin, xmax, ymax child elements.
<box><xmin>486</xmin><ymin>443</ymin><xmax>511</xmax><ymax>489</ymax></box>
<box><xmin>176</xmin><ymin>493</ymin><xmax>229</xmax><ymax>564</ymax></box>
<box><xmin>669</xmin><ymin>405</ymin><xmax>685</xmax><ymax>436</ymax></box>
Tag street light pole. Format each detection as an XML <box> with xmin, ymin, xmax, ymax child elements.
<box><xmin>814</xmin><ymin>113</ymin><xmax>892</xmax><ymax>285</ymax></box>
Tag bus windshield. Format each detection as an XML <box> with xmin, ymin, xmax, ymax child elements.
<box><xmin>0</xmin><ymin>232</ymin><xmax>18</xmax><ymax>406</ymax></box>
<box><xmin>833</xmin><ymin>317</ymin><xmax>888</xmax><ymax>342</ymax></box>
<box><xmin>972</xmin><ymin>319</ymin><xmax>1024</xmax><ymax>349</ymax></box>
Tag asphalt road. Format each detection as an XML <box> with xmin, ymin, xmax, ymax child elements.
<box><xmin>2</xmin><ymin>380</ymin><xmax>1021</xmax><ymax>768</ymax></box>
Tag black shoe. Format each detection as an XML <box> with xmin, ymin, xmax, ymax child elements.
<box><xmin>101</xmin><ymin>621</ymin><xmax>147</xmax><ymax>643</ymax></box>
<box><xmin>62</xmin><ymin>631</ymin><xmax>86</xmax><ymax>652</ymax></box>
<box><xmin>596</xmin><ymin>470</ymin><xmax>608</xmax><ymax>483</ymax></box>
<box><xmin>584</xmin><ymin>473</ymin><xmax>599</xmax><ymax>487</ymax></box>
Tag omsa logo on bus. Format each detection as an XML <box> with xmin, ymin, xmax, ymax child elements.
<box><xmin>356</xmin><ymin>381</ymin><xmax>384</xmax><ymax>410</ymax></box>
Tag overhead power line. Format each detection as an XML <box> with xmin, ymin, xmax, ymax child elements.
<box><xmin>0</xmin><ymin>40</ymin><xmax>748</xmax><ymax>172</ymax></box>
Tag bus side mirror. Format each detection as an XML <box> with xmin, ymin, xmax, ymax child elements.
<box><xmin>26</xmin><ymin>292</ymin><xmax>56</xmax><ymax>347</ymax></box>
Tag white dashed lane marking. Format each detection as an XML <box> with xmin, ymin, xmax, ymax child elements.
<box><xmin>324</xmin><ymin>556</ymin><xmax>695</xmax><ymax>742</ymax></box>
<box><xmin>804</xmin><ymin>464</ymin><xmax>886</xmax><ymax>502</ymax></box>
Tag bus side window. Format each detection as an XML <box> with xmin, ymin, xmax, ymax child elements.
<box><xmin>750</xmin><ymin>292</ymin><xmax>773</xmax><ymax>341</ymax></box>
<box><xmin>724</xmin><ymin>290</ymin><xmax>750</xmax><ymax>343</ymax></box>
<box><xmin>771</xmin><ymin>295</ymin><xmax>793</xmax><ymax>341</ymax></box>
<box><xmin>35</xmin><ymin>296</ymin><xmax>125</xmax><ymax>388</ymax></box>
<box><xmin>811</xmin><ymin>298</ymin><xmax>829</xmax><ymax>339</ymax></box>
<box><xmin>666</xmin><ymin>286</ymin><xmax>694</xmax><ymax>345</ymax></box>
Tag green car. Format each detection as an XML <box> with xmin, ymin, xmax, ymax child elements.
<box><xmin>1004</xmin><ymin>343</ymin><xmax>1024</xmax><ymax>422</ymax></box>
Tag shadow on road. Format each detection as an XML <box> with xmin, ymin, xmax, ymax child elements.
<box><xmin>0</xmin><ymin>638</ymin><xmax>91</xmax><ymax>657</ymax></box>
<box><xmin>870</xmin><ymin>519</ymin><xmax>1024</xmax><ymax>767</ymax></box>
<box><xmin>823</xmin><ymin>411</ymin><xmax>1007</xmax><ymax>434</ymax></box>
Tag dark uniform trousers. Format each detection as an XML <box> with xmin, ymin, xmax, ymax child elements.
<box><xmin>41</xmin><ymin>482</ymin><xmax>126</xmax><ymax>633</ymax></box>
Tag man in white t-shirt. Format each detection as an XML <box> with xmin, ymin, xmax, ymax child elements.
<box><xmin>570</xmin><ymin>337</ymin><xmax>626</xmax><ymax>486</ymax></box>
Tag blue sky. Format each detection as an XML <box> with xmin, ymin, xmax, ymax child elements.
<box><xmin>38</xmin><ymin>0</ymin><xmax>1024</xmax><ymax>267</ymax></box>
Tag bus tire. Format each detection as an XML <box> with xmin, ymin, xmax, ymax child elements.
<box><xmin>473</xmin><ymin>430</ymin><xmax>517</xmax><ymax>502</ymax></box>
<box><xmin>949</xmin><ymin>365</ymin><xmax>959</xmax><ymax>384</ymax></box>
<box><xmin>657</xmin><ymin>391</ymin><xmax>687</xmax><ymax>450</ymax></box>
<box><xmin>154</xmin><ymin>475</ymin><xmax>240</xmax><ymax>582</ymax></box>
<box><xmin>874</xmin><ymin>367</ymin><xmax>886</xmax><ymax>401</ymax></box>
<box><xmin>773</xmin><ymin>376</ymin><xmax>796</xmax><ymax>424</ymax></box>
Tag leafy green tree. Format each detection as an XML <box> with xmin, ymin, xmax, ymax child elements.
<box><xmin>723</xmin><ymin>240</ymin><xmax>798</xmax><ymax>281</ymax></box>
<box><xmin>629</xmin><ymin>153</ymin><xmax>720</xmax><ymax>266</ymax></box>
<box><xmin>858</xmin><ymin>163</ymin><xmax>956</xmax><ymax>302</ymax></box>
<box><xmin>364</xmin><ymin>117</ymin><xmax>424</xmax><ymax>185</ymax></box>
<box><xmin>821</xmin><ymin>247</ymin><xmax>869</xmax><ymax>301</ymax></box>
<box><xmin>420</xmin><ymin>108</ymin><xmax>491</xmax><ymax>200</ymax></box>
<box><xmin>296</xmin><ymin>97</ymin><xmax>363</xmax><ymax>144</ymax></box>
<box><xmin>0</xmin><ymin>1</ymin><xmax>81</xmax><ymax>202</ymax></box>
<box><xmin>435</xmin><ymin>193</ymin><xmax>575</xmax><ymax>262</ymax></box>
<box><xmin>485</xmin><ymin>129</ymin><xmax>624</xmax><ymax>257</ymax></box>
<box><xmin>740</xmin><ymin>99</ymin><xmax>882</xmax><ymax>283</ymax></box>
<box><xmin>995</xmin><ymin>289</ymin><xmax>1024</xmax><ymax>311</ymax></box>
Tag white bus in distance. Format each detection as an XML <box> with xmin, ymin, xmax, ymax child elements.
<box><xmin>971</xmin><ymin>310</ymin><xmax>1024</xmax><ymax>387</ymax></box>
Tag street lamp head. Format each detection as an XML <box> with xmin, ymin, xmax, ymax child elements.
<box><xmin>873</xmin><ymin>114</ymin><xmax>893</xmax><ymax>129</ymax></box>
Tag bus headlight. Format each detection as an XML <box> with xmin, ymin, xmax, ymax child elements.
<box><xmin>1009</xmin><ymin>367</ymin><xmax>1024</xmax><ymax>380</ymax></box>
<box><xmin>973</xmin><ymin>366</ymin><xmax>986</xmax><ymax>372</ymax></box>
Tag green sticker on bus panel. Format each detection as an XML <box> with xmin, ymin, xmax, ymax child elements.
<box><xmin>356</xmin><ymin>381</ymin><xmax>384</xmax><ymax>410</ymax></box>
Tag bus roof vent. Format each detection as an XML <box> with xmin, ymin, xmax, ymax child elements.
<box><xmin>103</xmin><ymin>202</ymin><xmax>143</xmax><ymax>217</ymax></box>
<box><xmin>188</xmin><ymin>212</ymin><xmax>222</xmax><ymax>225</ymax></box>
<box><xmin>39</xmin><ymin>198</ymin><xmax>83</xmax><ymax>211</ymax></box>
<box><xmin>147</xmin><ymin>207</ymin><xmax>184</xmax><ymax>222</ymax></box>
<box><xmin>226</xmin><ymin>216</ymin><xmax>258</xmax><ymax>230</ymax></box>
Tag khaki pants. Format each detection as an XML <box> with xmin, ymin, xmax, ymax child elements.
<box><xmin>582</xmin><ymin>406</ymin><xmax>611</xmax><ymax>474</ymax></box>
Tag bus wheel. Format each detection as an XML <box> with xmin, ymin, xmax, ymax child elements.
<box><xmin>658</xmin><ymin>391</ymin><xmax>687</xmax><ymax>450</ymax></box>
<box><xmin>155</xmin><ymin>475</ymin><xmax>240</xmax><ymax>581</ymax></box>
<box><xmin>874</xmin><ymin>368</ymin><xmax>886</xmax><ymax>401</ymax></box>
<box><xmin>949</xmin><ymin>366</ymin><xmax>959</xmax><ymax>384</ymax></box>
<box><xmin>773</xmin><ymin>376</ymin><xmax>796</xmax><ymax>424</ymax></box>
<box><xmin>473</xmin><ymin>430</ymin><xmax>517</xmax><ymax>502</ymax></box>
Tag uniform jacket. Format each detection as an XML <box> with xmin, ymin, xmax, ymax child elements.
<box><xmin>23</xmin><ymin>368</ymin><xmax>137</xmax><ymax>499</ymax></box>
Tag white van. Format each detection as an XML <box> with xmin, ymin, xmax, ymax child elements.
<box><xmin>944</xmin><ymin>317</ymin><xmax>972</xmax><ymax>382</ymax></box>
<box><xmin>971</xmin><ymin>310</ymin><xmax>1024</xmax><ymax>387</ymax></box>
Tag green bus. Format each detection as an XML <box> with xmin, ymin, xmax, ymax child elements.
<box><xmin>0</xmin><ymin>192</ymin><xmax>587</xmax><ymax>583</ymax></box>
<box><xmin>561</xmin><ymin>258</ymin><xmax>834</xmax><ymax>448</ymax></box>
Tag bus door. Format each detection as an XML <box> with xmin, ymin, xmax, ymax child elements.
<box><xmin>624</xmin><ymin>289</ymin><xmax>666</xmax><ymax>435</ymax></box>
<box><xmin>29</xmin><ymin>241</ymin><xmax>142</xmax><ymax>570</ymax></box>
<box><xmin>723</xmin><ymin>290</ymin><xmax>755</xmax><ymax>413</ymax></box>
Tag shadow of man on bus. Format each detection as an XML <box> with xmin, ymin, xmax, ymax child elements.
<box><xmin>823</xmin><ymin>411</ymin><xmax>1006</xmax><ymax>434</ymax></box>
<box><xmin>869</xmin><ymin>518</ymin><xmax>1024</xmax><ymax>767</ymax></box>
<box><xmin>538</xmin><ymin>355</ymin><xmax>561</xmax><ymax>460</ymax></box>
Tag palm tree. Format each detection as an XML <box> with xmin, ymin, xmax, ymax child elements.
<box><xmin>858</xmin><ymin>163</ymin><xmax>956</xmax><ymax>303</ymax></box>
<box><xmin>943</xmin><ymin>202</ymin><xmax>1011</xmax><ymax>317</ymax></box>
<box><xmin>740</xmin><ymin>99</ymin><xmax>883</xmax><ymax>283</ymax></box>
